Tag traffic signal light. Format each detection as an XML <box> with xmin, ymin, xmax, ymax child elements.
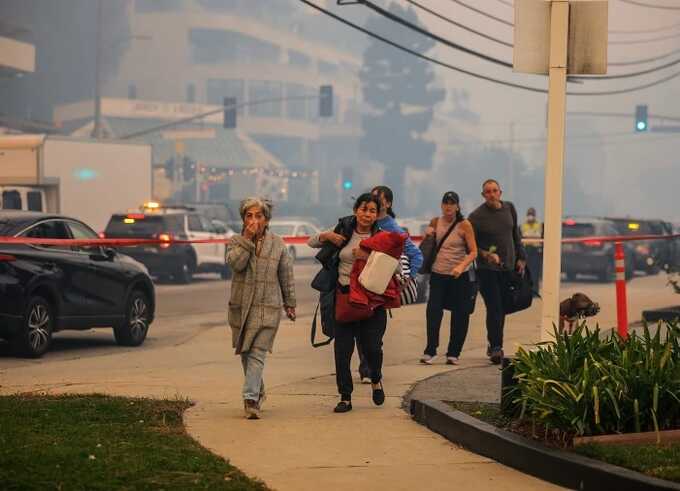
<box><xmin>319</xmin><ymin>85</ymin><xmax>333</xmax><ymax>118</ymax></box>
<box><xmin>183</xmin><ymin>157</ymin><xmax>196</xmax><ymax>180</ymax></box>
<box><xmin>635</xmin><ymin>104</ymin><xmax>648</xmax><ymax>132</ymax></box>
<box><xmin>341</xmin><ymin>167</ymin><xmax>353</xmax><ymax>191</ymax></box>
<box><xmin>224</xmin><ymin>97</ymin><xmax>237</xmax><ymax>129</ymax></box>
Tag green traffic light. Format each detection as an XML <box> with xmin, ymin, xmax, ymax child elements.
<box><xmin>636</xmin><ymin>121</ymin><xmax>647</xmax><ymax>131</ymax></box>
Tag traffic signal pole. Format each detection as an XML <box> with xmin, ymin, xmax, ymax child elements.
<box><xmin>540</xmin><ymin>1</ymin><xmax>569</xmax><ymax>341</ymax></box>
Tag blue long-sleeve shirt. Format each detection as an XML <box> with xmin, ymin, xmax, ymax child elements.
<box><xmin>376</xmin><ymin>215</ymin><xmax>423</xmax><ymax>277</ymax></box>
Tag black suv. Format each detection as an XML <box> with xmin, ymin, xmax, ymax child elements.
<box><xmin>0</xmin><ymin>211</ymin><xmax>155</xmax><ymax>357</ymax></box>
<box><xmin>607</xmin><ymin>218</ymin><xmax>675</xmax><ymax>274</ymax></box>
<box><xmin>562</xmin><ymin>217</ymin><xmax>634</xmax><ymax>282</ymax></box>
<box><xmin>103</xmin><ymin>206</ymin><xmax>233</xmax><ymax>283</ymax></box>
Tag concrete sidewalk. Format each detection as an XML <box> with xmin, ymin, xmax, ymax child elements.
<box><xmin>2</xmin><ymin>274</ymin><xmax>676</xmax><ymax>490</ymax></box>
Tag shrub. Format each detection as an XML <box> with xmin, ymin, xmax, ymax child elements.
<box><xmin>510</xmin><ymin>321</ymin><xmax>680</xmax><ymax>438</ymax></box>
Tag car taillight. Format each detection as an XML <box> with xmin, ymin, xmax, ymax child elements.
<box><xmin>98</xmin><ymin>232</ymin><xmax>106</xmax><ymax>239</ymax></box>
<box><xmin>583</xmin><ymin>240</ymin><xmax>603</xmax><ymax>248</ymax></box>
<box><xmin>157</xmin><ymin>233</ymin><xmax>173</xmax><ymax>249</ymax></box>
<box><xmin>0</xmin><ymin>254</ymin><xmax>16</xmax><ymax>262</ymax></box>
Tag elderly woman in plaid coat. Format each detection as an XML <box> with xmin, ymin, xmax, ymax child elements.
<box><xmin>227</xmin><ymin>197</ymin><xmax>296</xmax><ymax>419</ymax></box>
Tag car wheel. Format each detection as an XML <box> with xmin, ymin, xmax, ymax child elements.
<box><xmin>174</xmin><ymin>256</ymin><xmax>193</xmax><ymax>284</ymax></box>
<box><xmin>11</xmin><ymin>296</ymin><xmax>53</xmax><ymax>358</ymax></box>
<box><xmin>288</xmin><ymin>246</ymin><xmax>297</xmax><ymax>262</ymax></box>
<box><xmin>113</xmin><ymin>290</ymin><xmax>150</xmax><ymax>347</ymax></box>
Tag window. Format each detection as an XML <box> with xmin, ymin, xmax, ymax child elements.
<box><xmin>186</xmin><ymin>83</ymin><xmax>196</xmax><ymax>103</ymax></box>
<box><xmin>189</xmin><ymin>29</ymin><xmax>280</xmax><ymax>64</ymax></box>
<box><xmin>27</xmin><ymin>191</ymin><xmax>43</xmax><ymax>212</ymax></box>
<box><xmin>248</xmin><ymin>81</ymin><xmax>282</xmax><ymax>117</ymax></box>
<box><xmin>2</xmin><ymin>191</ymin><xmax>21</xmax><ymax>210</ymax></box>
<box><xmin>22</xmin><ymin>220</ymin><xmax>71</xmax><ymax>250</ymax></box>
<box><xmin>128</xmin><ymin>83</ymin><xmax>137</xmax><ymax>100</ymax></box>
<box><xmin>285</xmin><ymin>83</ymin><xmax>308</xmax><ymax>120</ymax></box>
<box><xmin>199</xmin><ymin>216</ymin><xmax>213</xmax><ymax>232</ymax></box>
<box><xmin>68</xmin><ymin>221</ymin><xmax>99</xmax><ymax>253</ymax></box>
<box><xmin>288</xmin><ymin>50</ymin><xmax>310</xmax><ymax>68</ymax></box>
<box><xmin>206</xmin><ymin>79</ymin><xmax>245</xmax><ymax>114</ymax></box>
<box><xmin>187</xmin><ymin>215</ymin><xmax>203</xmax><ymax>232</ymax></box>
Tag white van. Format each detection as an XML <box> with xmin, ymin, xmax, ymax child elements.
<box><xmin>0</xmin><ymin>186</ymin><xmax>46</xmax><ymax>212</ymax></box>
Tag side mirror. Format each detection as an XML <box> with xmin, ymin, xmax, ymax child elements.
<box><xmin>91</xmin><ymin>247</ymin><xmax>116</xmax><ymax>262</ymax></box>
<box><xmin>104</xmin><ymin>247</ymin><xmax>117</xmax><ymax>260</ymax></box>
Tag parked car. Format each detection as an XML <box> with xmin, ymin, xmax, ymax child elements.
<box><xmin>562</xmin><ymin>217</ymin><xmax>634</xmax><ymax>282</ymax></box>
<box><xmin>606</xmin><ymin>218</ymin><xmax>674</xmax><ymax>274</ymax></box>
<box><xmin>0</xmin><ymin>211</ymin><xmax>155</xmax><ymax>357</ymax></box>
<box><xmin>268</xmin><ymin>220</ymin><xmax>321</xmax><ymax>261</ymax></box>
<box><xmin>103</xmin><ymin>204</ymin><xmax>234</xmax><ymax>283</ymax></box>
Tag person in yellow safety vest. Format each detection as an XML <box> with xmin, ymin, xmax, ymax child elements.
<box><xmin>521</xmin><ymin>207</ymin><xmax>543</xmax><ymax>293</ymax></box>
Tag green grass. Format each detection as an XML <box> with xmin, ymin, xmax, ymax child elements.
<box><xmin>0</xmin><ymin>394</ymin><xmax>267</xmax><ymax>491</ymax></box>
<box><xmin>574</xmin><ymin>443</ymin><xmax>680</xmax><ymax>483</ymax></box>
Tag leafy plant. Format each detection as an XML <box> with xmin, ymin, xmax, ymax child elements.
<box><xmin>510</xmin><ymin>321</ymin><xmax>680</xmax><ymax>439</ymax></box>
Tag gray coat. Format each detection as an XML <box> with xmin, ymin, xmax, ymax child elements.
<box><xmin>227</xmin><ymin>233</ymin><xmax>296</xmax><ymax>354</ymax></box>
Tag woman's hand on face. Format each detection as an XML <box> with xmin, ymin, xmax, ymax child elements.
<box><xmin>322</xmin><ymin>231</ymin><xmax>345</xmax><ymax>247</ymax></box>
<box><xmin>243</xmin><ymin>221</ymin><xmax>259</xmax><ymax>241</ymax></box>
<box><xmin>352</xmin><ymin>247</ymin><xmax>369</xmax><ymax>260</ymax></box>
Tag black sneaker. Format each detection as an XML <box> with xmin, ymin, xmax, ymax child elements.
<box><xmin>334</xmin><ymin>400</ymin><xmax>352</xmax><ymax>413</ymax></box>
<box><xmin>490</xmin><ymin>349</ymin><xmax>504</xmax><ymax>365</ymax></box>
<box><xmin>372</xmin><ymin>381</ymin><xmax>385</xmax><ymax>406</ymax></box>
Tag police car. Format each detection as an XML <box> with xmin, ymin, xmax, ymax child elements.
<box><xmin>103</xmin><ymin>203</ymin><xmax>234</xmax><ymax>283</ymax></box>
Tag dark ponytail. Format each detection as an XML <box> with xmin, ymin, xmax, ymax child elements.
<box><xmin>371</xmin><ymin>185</ymin><xmax>396</xmax><ymax>218</ymax></box>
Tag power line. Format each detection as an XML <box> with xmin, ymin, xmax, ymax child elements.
<box><xmin>407</xmin><ymin>0</ymin><xmax>680</xmax><ymax>67</ymax></box>
<box><xmin>618</xmin><ymin>0</ymin><xmax>680</xmax><ymax>10</ymax></box>
<box><xmin>369</xmin><ymin>0</ymin><xmax>680</xmax><ymax>81</ymax></box>
<box><xmin>298</xmin><ymin>0</ymin><xmax>680</xmax><ymax>96</ymax></box>
<box><xmin>359</xmin><ymin>0</ymin><xmax>513</xmax><ymax>68</ymax></box>
<box><xmin>449</xmin><ymin>0</ymin><xmax>680</xmax><ymax>37</ymax></box>
<box><xmin>609</xmin><ymin>30</ymin><xmax>680</xmax><ymax>44</ymax></box>
<box><xmin>446</xmin><ymin>0</ymin><xmax>513</xmax><ymax>28</ymax></box>
<box><xmin>404</xmin><ymin>0</ymin><xmax>512</xmax><ymax>48</ymax></box>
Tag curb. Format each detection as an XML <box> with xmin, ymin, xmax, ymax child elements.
<box><xmin>410</xmin><ymin>399</ymin><xmax>680</xmax><ymax>491</ymax></box>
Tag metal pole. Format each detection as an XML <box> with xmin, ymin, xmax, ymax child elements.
<box><xmin>91</xmin><ymin>0</ymin><xmax>103</xmax><ymax>139</ymax></box>
<box><xmin>540</xmin><ymin>1</ymin><xmax>569</xmax><ymax>341</ymax></box>
<box><xmin>614</xmin><ymin>242</ymin><xmax>629</xmax><ymax>339</ymax></box>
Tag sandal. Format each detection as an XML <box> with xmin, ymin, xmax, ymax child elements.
<box><xmin>333</xmin><ymin>400</ymin><xmax>352</xmax><ymax>413</ymax></box>
<box><xmin>372</xmin><ymin>381</ymin><xmax>385</xmax><ymax>406</ymax></box>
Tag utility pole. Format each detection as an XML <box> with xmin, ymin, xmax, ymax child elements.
<box><xmin>541</xmin><ymin>0</ymin><xmax>569</xmax><ymax>337</ymax></box>
<box><xmin>508</xmin><ymin>122</ymin><xmax>515</xmax><ymax>198</ymax></box>
<box><xmin>91</xmin><ymin>0</ymin><xmax>103</xmax><ymax>139</ymax></box>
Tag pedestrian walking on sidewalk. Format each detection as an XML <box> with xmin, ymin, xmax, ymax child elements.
<box><xmin>468</xmin><ymin>180</ymin><xmax>526</xmax><ymax>365</ymax></box>
<box><xmin>309</xmin><ymin>193</ymin><xmax>397</xmax><ymax>413</ymax></box>
<box><xmin>521</xmin><ymin>207</ymin><xmax>543</xmax><ymax>293</ymax></box>
<box><xmin>227</xmin><ymin>197</ymin><xmax>296</xmax><ymax>419</ymax></box>
<box><xmin>420</xmin><ymin>191</ymin><xmax>478</xmax><ymax>366</ymax></box>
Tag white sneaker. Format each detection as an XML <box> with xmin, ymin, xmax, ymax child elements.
<box><xmin>420</xmin><ymin>354</ymin><xmax>436</xmax><ymax>365</ymax></box>
<box><xmin>361</xmin><ymin>377</ymin><xmax>372</xmax><ymax>384</ymax></box>
<box><xmin>446</xmin><ymin>356</ymin><xmax>460</xmax><ymax>365</ymax></box>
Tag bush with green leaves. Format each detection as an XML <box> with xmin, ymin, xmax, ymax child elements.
<box><xmin>510</xmin><ymin>321</ymin><xmax>680</xmax><ymax>438</ymax></box>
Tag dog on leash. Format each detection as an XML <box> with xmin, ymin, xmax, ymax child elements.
<box><xmin>559</xmin><ymin>293</ymin><xmax>600</xmax><ymax>334</ymax></box>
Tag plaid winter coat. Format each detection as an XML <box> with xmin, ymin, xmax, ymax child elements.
<box><xmin>227</xmin><ymin>233</ymin><xmax>296</xmax><ymax>354</ymax></box>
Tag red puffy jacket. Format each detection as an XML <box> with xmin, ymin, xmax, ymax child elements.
<box><xmin>349</xmin><ymin>230</ymin><xmax>406</xmax><ymax>310</ymax></box>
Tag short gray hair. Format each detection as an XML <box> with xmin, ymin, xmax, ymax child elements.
<box><xmin>239</xmin><ymin>196</ymin><xmax>273</xmax><ymax>221</ymax></box>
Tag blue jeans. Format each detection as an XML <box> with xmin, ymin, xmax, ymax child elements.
<box><xmin>241</xmin><ymin>346</ymin><xmax>267</xmax><ymax>401</ymax></box>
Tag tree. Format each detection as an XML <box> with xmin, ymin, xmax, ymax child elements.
<box><xmin>360</xmin><ymin>4</ymin><xmax>445</xmax><ymax>203</ymax></box>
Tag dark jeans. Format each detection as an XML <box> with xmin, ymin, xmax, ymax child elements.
<box><xmin>334</xmin><ymin>308</ymin><xmax>387</xmax><ymax>401</ymax></box>
<box><xmin>424</xmin><ymin>272</ymin><xmax>472</xmax><ymax>358</ymax></box>
<box><xmin>356</xmin><ymin>338</ymin><xmax>369</xmax><ymax>379</ymax></box>
<box><xmin>478</xmin><ymin>269</ymin><xmax>506</xmax><ymax>353</ymax></box>
<box><xmin>526</xmin><ymin>246</ymin><xmax>542</xmax><ymax>292</ymax></box>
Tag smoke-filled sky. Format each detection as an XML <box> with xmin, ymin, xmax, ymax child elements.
<box><xmin>1</xmin><ymin>0</ymin><xmax>679</xmax><ymax>222</ymax></box>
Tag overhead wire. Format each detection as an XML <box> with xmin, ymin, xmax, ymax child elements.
<box><xmin>298</xmin><ymin>0</ymin><xmax>680</xmax><ymax>96</ymax></box>
<box><xmin>360</xmin><ymin>0</ymin><xmax>513</xmax><ymax>68</ymax></box>
<box><xmin>618</xmin><ymin>0</ymin><xmax>680</xmax><ymax>10</ymax></box>
<box><xmin>405</xmin><ymin>0</ymin><xmax>680</xmax><ymax>68</ymax></box>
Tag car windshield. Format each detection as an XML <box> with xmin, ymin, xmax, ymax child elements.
<box><xmin>269</xmin><ymin>224</ymin><xmax>295</xmax><ymax>236</ymax></box>
<box><xmin>105</xmin><ymin>215</ymin><xmax>168</xmax><ymax>237</ymax></box>
<box><xmin>562</xmin><ymin>223</ymin><xmax>595</xmax><ymax>238</ymax></box>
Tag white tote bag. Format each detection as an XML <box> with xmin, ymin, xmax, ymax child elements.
<box><xmin>358</xmin><ymin>250</ymin><xmax>399</xmax><ymax>295</ymax></box>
